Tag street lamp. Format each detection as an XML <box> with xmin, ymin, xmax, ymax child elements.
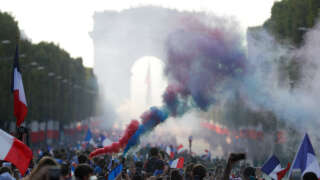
<box><xmin>48</xmin><ymin>72</ymin><xmax>55</xmax><ymax>77</ymax></box>
<box><xmin>56</xmin><ymin>76</ymin><xmax>62</xmax><ymax>80</ymax></box>
<box><xmin>298</xmin><ymin>27</ymin><xmax>308</xmax><ymax>31</ymax></box>
<box><xmin>30</xmin><ymin>62</ymin><xmax>38</xmax><ymax>66</ymax></box>
<box><xmin>1</xmin><ymin>40</ymin><xmax>10</xmax><ymax>44</ymax></box>
<box><xmin>37</xmin><ymin>66</ymin><xmax>44</xmax><ymax>70</ymax></box>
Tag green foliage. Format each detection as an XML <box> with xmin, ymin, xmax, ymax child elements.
<box><xmin>0</xmin><ymin>12</ymin><xmax>19</xmax><ymax>57</ymax></box>
<box><xmin>264</xmin><ymin>0</ymin><xmax>320</xmax><ymax>45</ymax></box>
<box><xmin>261</xmin><ymin>0</ymin><xmax>320</xmax><ymax>88</ymax></box>
<box><xmin>0</xmin><ymin>11</ymin><xmax>98</xmax><ymax>128</ymax></box>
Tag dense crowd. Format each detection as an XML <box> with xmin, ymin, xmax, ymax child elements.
<box><xmin>0</xmin><ymin>145</ymin><xmax>316</xmax><ymax>180</ymax></box>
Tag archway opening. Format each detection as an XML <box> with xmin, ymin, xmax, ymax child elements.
<box><xmin>130</xmin><ymin>56</ymin><xmax>167</xmax><ymax>118</ymax></box>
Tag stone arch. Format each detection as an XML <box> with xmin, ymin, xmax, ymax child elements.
<box><xmin>90</xmin><ymin>6</ymin><xmax>203</xmax><ymax>106</ymax></box>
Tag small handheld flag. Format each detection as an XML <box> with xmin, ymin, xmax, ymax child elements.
<box><xmin>170</xmin><ymin>157</ymin><xmax>184</xmax><ymax>169</ymax></box>
<box><xmin>153</xmin><ymin>169</ymin><xmax>163</xmax><ymax>176</ymax></box>
<box><xmin>166</xmin><ymin>146</ymin><xmax>174</xmax><ymax>159</ymax></box>
<box><xmin>84</xmin><ymin>129</ymin><xmax>92</xmax><ymax>142</ymax></box>
<box><xmin>201</xmin><ymin>149</ymin><xmax>211</xmax><ymax>161</ymax></box>
<box><xmin>177</xmin><ymin>144</ymin><xmax>186</xmax><ymax>154</ymax></box>
<box><xmin>84</xmin><ymin>129</ymin><xmax>96</xmax><ymax>147</ymax></box>
<box><xmin>261</xmin><ymin>155</ymin><xmax>290</xmax><ymax>180</ymax></box>
<box><xmin>277</xmin><ymin>163</ymin><xmax>291</xmax><ymax>180</ymax></box>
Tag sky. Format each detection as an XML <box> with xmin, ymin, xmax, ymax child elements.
<box><xmin>0</xmin><ymin>0</ymin><xmax>277</xmax><ymax>67</ymax></box>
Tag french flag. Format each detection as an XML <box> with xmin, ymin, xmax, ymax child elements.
<box><xmin>288</xmin><ymin>133</ymin><xmax>320</xmax><ymax>178</ymax></box>
<box><xmin>261</xmin><ymin>155</ymin><xmax>290</xmax><ymax>180</ymax></box>
<box><xmin>11</xmin><ymin>44</ymin><xmax>27</xmax><ymax>127</ymax></box>
<box><xmin>0</xmin><ymin>128</ymin><xmax>32</xmax><ymax>175</ymax></box>
<box><xmin>170</xmin><ymin>157</ymin><xmax>184</xmax><ymax>169</ymax></box>
<box><xmin>166</xmin><ymin>146</ymin><xmax>174</xmax><ymax>159</ymax></box>
<box><xmin>84</xmin><ymin>129</ymin><xmax>96</xmax><ymax>147</ymax></box>
<box><xmin>202</xmin><ymin>149</ymin><xmax>211</xmax><ymax>160</ymax></box>
<box><xmin>177</xmin><ymin>144</ymin><xmax>186</xmax><ymax>154</ymax></box>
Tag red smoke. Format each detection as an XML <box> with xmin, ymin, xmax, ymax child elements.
<box><xmin>89</xmin><ymin>120</ymin><xmax>140</xmax><ymax>158</ymax></box>
<box><xmin>201</xmin><ymin>122</ymin><xmax>265</xmax><ymax>140</ymax></box>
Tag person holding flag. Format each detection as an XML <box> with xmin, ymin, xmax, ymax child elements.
<box><xmin>222</xmin><ymin>153</ymin><xmax>246</xmax><ymax>180</ymax></box>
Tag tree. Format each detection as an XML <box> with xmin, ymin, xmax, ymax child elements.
<box><xmin>0</xmin><ymin>11</ymin><xmax>99</xmax><ymax>130</ymax></box>
<box><xmin>264</xmin><ymin>0</ymin><xmax>320</xmax><ymax>46</ymax></box>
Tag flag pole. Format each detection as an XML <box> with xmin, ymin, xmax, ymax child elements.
<box><xmin>189</xmin><ymin>136</ymin><xmax>192</xmax><ymax>155</ymax></box>
<box><xmin>15</xmin><ymin>34</ymin><xmax>23</xmax><ymax>141</ymax></box>
<box><xmin>287</xmin><ymin>133</ymin><xmax>305</xmax><ymax>178</ymax></box>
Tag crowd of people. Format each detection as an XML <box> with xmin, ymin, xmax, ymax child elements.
<box><xmin>0</xmin><ymin>144</ymin><xmax>317</xmax><ymax>180</ymax></box>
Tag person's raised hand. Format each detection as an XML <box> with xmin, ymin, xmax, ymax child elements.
<box><xmin>228</xmin><ymin>153</ymin><xmax>246</xmax><ymax>166</ymax></box>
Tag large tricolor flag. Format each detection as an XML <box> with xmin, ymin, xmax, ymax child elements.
<box><xmin>0</xmin><ymin>128</ymin><xmax>32</xmax><ymax>175</ymax></box>
<box><xmin>261</xmin><ymin>155</ymin><xmax>290</xmax><ymax>180</ymax></box>
<box><xmin>11</xmin><ymin>44</ymin><xmax>27</xmax><ymax>127</ymax></box>
<box><xmin>288</xmin><ymin>134</ymin><xmax>320</xmax><ymax>178</ymax></box>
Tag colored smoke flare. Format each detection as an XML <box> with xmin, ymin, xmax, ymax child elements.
<box><xmin>200</xmin><ymin>122</ymin><xmax>265</xmax><ymax>140</ymax></box>
<box><xmin>123</xmin><ymin>107</ymin><xmax>169</xmax><ymax>154</ymax></box>
<box><xmin>89</xmin><ymin>120</ymin><xmax>139</xmax><ymax>158</ymax></box>
<box><xmin>93</xmin><ymin>15</ymin><xmax>250</xmax><ymax>155</ymax></box>
<box><xmin>164</xmin><ymin>18</ymin><xmax>247</xmax><ymax>112</ymax></box>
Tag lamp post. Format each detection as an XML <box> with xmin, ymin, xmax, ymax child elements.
<box><xmin>37</xmin><ymin>66</ymin><xmax>45</xmax><ymax>71</ymax></box>
<box><xmin>48</xmin><ymin>72</ymin><xmax>55</xmax><ymax>145</ymax></box>
<box><xmin>0</xmin><ymin>40</ymin><xmax>11</xmax><ymax>61</ymax></box>
<box><xmin>1</xmin><ymin>40</ymin><xmax>10</xmax><ymax>44</ymax></box>
<box><xmin>0</xmin><ymin>54</ymin><xmax>26</xmax><ymax>61</ymax></box>
<box><xmin>189</xmin><ymin>136</ymin><xmax>193</xmax><ymax>155</ymax></box>
<box><xmin>298</xmin><ymin>27</ymin><xmax>309</xmax><ymax>31</ymax></box>
<box><xmin>48</xmin><ymin>72</ymin><xmax>55</xmax><ymax>77</ymax></box>
<box><xmin>30</xmin><ymin>61</ymin><xmax>38</xmax><ymax>66</ymax></box>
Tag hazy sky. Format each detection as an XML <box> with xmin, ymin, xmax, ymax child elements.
<box><xmin>1</xmin><ymin>0</ymin><xmax>276</xmax><ymax>67</ymax></box>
